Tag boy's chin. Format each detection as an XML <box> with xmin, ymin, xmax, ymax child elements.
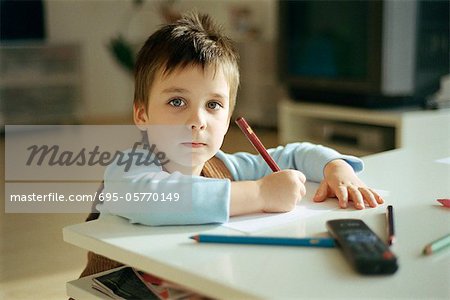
<box><xmin>168</xmin><ymin>154</ymin><xmax>212</xmax><ymax>171</ymax></box>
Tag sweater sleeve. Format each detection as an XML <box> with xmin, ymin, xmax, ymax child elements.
<box><xmin>215</xmin><ymin>142</ymin><xmax>363</xmax><ymax>182</ymax></box>
<box><xmin>98</xmin><ymin>151</ymin><xmax>231</xmax><ymax>226</ymax></box>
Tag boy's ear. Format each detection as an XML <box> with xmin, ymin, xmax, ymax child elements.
<box><xmin>133</xmin><ymin>103</ymin><xmax>149</xmax><ymax>130</ymax></box>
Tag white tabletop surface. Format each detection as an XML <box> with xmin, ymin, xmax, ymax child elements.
<box><xmin>64</xmin><ymin>144</ymin><xmax>450</xmax><ymax>299</ymax></box>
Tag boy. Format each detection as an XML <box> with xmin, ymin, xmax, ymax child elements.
<box><xmin>78</xmin><ymin>11</ymin><xmax>385</xmax><ymax>280</ymax></box>
<box><xmin>97</xmin><ymin>12</ymin><xmax>383</xmax><ymax>227</ymax></box>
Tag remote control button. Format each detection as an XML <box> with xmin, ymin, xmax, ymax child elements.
<box><xmin>383</xmin><ymin>251</ymin><xmax>394</xmax><ymax>260</ymax></box>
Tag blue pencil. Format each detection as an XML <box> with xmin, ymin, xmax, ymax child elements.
<box><xmin>190</xmin><ymin>234</ymin><xmax>336</xmax><ymax>248</ymax></box>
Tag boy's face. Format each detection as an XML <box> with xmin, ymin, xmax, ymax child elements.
<box><xmin>134</xmin><ymin>65</ymin><xmax>231</xmax><ymax>174</ymax></box>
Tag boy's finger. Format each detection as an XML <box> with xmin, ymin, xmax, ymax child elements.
<box><xmin>313</xmin><ymin>181</ymin><xmax>328</xmax><ymax>202</ymax></box>
<box><xmin>369</xmin><ymin>188</ymin><xmax>385</xmax><ymax>204</ymax></box>
<box><xmin>299</xmin><ymin>182</ymin><xmax>306</xmax><ymax>198</ymax></box>
<box><xmin>348</xmin><ymin>186</ymin><xmax>365</xmax><ymax>209</ymax></box>
<box><xmin>297</xmin><ymin>171</ymin><xmax>306</xmax><ymax>183</ymax></box>
<box><xmin>336</xmin><ymin>186</ymin><xmax>349</xmax><ymax>208</ymax></box>
<box><xmin>360</xmin><ymin>187</ymin><xmax>378</xmax><ymax>208</ymax></box>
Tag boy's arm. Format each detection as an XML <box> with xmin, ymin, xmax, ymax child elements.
<box><xmin>216</xmin><ymin>142</ymin><xmax>363</xmax><ymax>182</ymax></box>
<box><xmin>99</xmin><ymin>164</ymin><xmax>232</xmax><ymax>226</ymax></box>
<box><xmin>229</xmin><ymin>180</ymin><xmax>262</xmax><ymax>215</ymax></box>
<box><xmin>230</xmin><ymin>169</ymin><xmax>306</xmax><ymax>216</ymax></box>
<box><xmin>218</xmin><ymin>143</ymin><xmax>382</xmax><ymax>210</ymax></box>
<box><xmin>100</xmin><ymin>156</ymin><xmax>309</xmax><ymax>224</ymax></box>
<box><xmin>313</xmin><ymin>159</ymin><xmax>384</xmax><ymax>209</ymax></box>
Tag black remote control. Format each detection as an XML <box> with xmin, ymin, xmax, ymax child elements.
<box><xmin>326</xmin><ymin>219</ymin><xmax>398</xmax><ymax>275</ymax></box>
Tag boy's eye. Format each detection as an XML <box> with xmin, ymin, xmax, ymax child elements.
<box><xmin>207</xmin><ymin>101</ymin><xmax>223</xmax><ymax>110</ymax></box>
<box><xmin>168</xmin><ymin>98</ymin><xmax>186</xmax><ymax>107</ymax></box>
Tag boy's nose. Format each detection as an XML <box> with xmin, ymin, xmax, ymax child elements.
<box><xmin>187</xmin><ymin>110</ymin><xmax>207</xmax><ymax>130</ymax></box>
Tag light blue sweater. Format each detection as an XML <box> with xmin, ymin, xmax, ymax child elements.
<box><xmin>98</xmin><ymin>142</ymin><xmax>363</xmax><ymax>226</ymax></box>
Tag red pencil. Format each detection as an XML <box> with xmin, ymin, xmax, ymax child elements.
<box><xmin>235</xmin><ymin>117</ymin><xmax>281</xmax><ymax>172</ymax></box>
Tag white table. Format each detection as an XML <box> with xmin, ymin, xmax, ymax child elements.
<box><xmin>64</xmin><ymin>144</ymin><xmax>450</xmax><ymax>299</ymax></box>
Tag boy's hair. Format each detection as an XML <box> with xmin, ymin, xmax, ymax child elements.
<box><xmin>134</xmin><ymin>12</ymin><xmax>240</xmax><ymax>114</ymax></box>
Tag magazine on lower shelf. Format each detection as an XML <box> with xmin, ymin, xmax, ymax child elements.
<box><xmin>92</xmin><ymin>266</ymin><xmax>200</xmax><ymax>300</ymax></box>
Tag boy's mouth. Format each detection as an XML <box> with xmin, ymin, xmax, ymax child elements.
<box><xmin>181</xmin><ymin>142</ymin><xmax>207</xmax><ymax>148</ymax></box>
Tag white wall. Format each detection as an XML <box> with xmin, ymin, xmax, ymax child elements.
<box><xmin>45</xmin><ymin>0</ymin><xmax>277</xmax><ymax>122</ymax></box>
<box><xmin>46</xmin><ymin>0</ymin><xmax>153</xmax><ymax>121</ymax></box>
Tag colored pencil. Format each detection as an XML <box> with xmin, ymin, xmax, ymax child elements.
<box><xmin>235</xmin><ymin>117</ymin><xmax>281</xmax><ymax>172</ymax></box>
<box><xmin>190</xmin><ymin>234</ymin><xmax>336</xmax><ymax>248</ymax></box>
<box><xmin>423</xmin><ymin>233</ymin><xmax>450</xmax><ymax>255</ymax></box>
<box><xmin>386</xmin><ymin>205</ymin><xmax>395</xmax><ymax>246</ymax></box>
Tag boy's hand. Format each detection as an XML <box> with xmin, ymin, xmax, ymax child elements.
<box><xmin>258</xmin><ymin>170</ymin><xmax>306</xmax><ymax>213</ymax></box>
<box><xmin>313</xmin><ymin>159</ymin><xmax>384</xmax><ymax>209</ymax></box>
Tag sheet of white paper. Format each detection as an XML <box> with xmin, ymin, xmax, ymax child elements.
<box><xmin>222</xmin><ymin>204</ymin><xmax>335</xmax><ymax>234</ymax></box>
<box><xmin>435</xmin><ymin>157</ymin><xmax>450</xmax><ymax>165</ymax></box>
<box><xmin>222</xmin><ymin>181</ymin><xmax>336</xmax><ymax>233</ymax></box>
<box><xmin>222</xmin><ymin>181</ymin><xmax>390</xmax><ymax>234</ymax></box>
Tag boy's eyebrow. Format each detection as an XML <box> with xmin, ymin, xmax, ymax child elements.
<box><xmin>210</xmin><ymin>93</ymin><xmax>227</xmax><ymax>100</ymax></box>
<box><xmin>162</xmin><ymin>87</ymin><xmax>190</xmax><ymax>94</ymax></box>
<box><xmin>162</xmin><ymin>87</ymin><xmax>228</xmax><ymax>100</ymax></box>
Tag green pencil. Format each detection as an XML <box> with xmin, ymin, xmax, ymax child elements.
<box><xmin>423</xmin><ymin>233</ymin><xmax>450</xmax><ymax>255</ymax></box>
